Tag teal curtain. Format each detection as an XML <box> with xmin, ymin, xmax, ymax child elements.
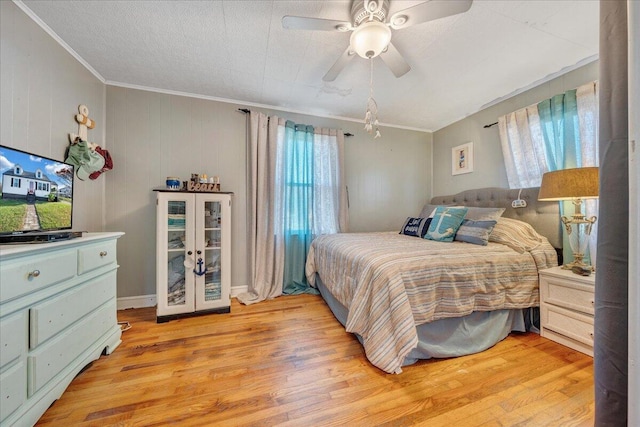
<box><xmin>537</xmin><ymin>90</ymin><xmax>581</xmax><ymax>170</ymax></box>
<box><xmin>282</xmin><ymin>121</ymin><xmax>319</xmax><ymax>295</ymax></box>
<box><xmin>537</xmin><ymin>89</ymin><xmax>585</xmax><ymax>263</ymax></box>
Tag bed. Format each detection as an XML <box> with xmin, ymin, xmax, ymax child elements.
<box><xmin>305</xmin><ymin>187</ymin><xmax>561</xmax><ymax>374</ymax></box>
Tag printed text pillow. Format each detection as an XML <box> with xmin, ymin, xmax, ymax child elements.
<box><xmin>399</xmin><ymin>217</ymin><xmax>432</xmax><ymax>238</ymax></box>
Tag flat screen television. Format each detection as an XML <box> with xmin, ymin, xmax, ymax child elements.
<box><xmin>0</xmin><ymin>145</ymin><xmax>75</xmax><ymax>243</ymax></box>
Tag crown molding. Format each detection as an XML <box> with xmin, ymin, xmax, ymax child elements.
<box><xmin>106</xmin><ymin>80</ymin><xmax>433</xmax><ymax>133</ymax></box>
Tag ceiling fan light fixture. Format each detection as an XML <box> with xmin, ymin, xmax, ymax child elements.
<box><xmin>350</xmin><ymin>21</ymin><xmax>392</xmax><ymax>59</ymax></box>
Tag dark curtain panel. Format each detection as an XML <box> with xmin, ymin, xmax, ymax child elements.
<box><xmin>595</xmin><ymin>1</ymin><xmax>629</xmax><ymax>425</ymax></box>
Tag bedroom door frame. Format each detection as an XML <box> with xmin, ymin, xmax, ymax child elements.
<box><xmin>629</xmin><ymin>1</ymin><xmax>639</xmax><ymax>425</ymax></box>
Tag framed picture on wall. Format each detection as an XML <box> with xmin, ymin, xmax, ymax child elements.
<box><xmin>452</xmin><ymin>142</ymin><xmax>474</xmax><ymax>175</ymax></box>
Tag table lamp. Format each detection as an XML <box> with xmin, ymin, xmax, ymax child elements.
<box><xmin>538</xmin><ymin>167</ymin><xmax>599</xmax><ymax>271</ymax></box>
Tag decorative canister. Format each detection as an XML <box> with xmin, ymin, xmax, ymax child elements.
<box><xmin>166</xmin><ymin>177</ymin><xmax>181</xmax><ymax>190</ymax></box>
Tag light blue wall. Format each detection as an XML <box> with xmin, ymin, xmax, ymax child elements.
<box><xmin>105</xmin><ymin>87</ymin><xmax>432</xmax><ymax>298</ymax></box>
<box><xmin>0</xmin><ymin>1</ymin><xmax>106</xmax><ymax>233</ymax></box>
<box><xmin>431</xmin><ymin>61</ymin><xmax>599</xmax><ymax>196</ymax></box>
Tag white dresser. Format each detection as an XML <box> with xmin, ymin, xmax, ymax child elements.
<box><xmin>539</xmin><ymin>266</ymin><xmax>595</xmax><ymax>356</ymax></box>
<box><xmin>0</xmin><ymin>232</ymin><xmax>123</xmax><ymax>426</ymax></box>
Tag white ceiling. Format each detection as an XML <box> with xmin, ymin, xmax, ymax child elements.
<box><xmin>19</xmin><ymin>0</ymin><xmax>599</xmax><ymax>132</ymax></box>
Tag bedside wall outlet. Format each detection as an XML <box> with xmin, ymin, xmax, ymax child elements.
<box><xmin>511</xmin><ymin>199</ymin><xmax>527</xmax><ymax>208</ymax></box>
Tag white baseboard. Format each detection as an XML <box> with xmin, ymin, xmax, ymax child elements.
<box><xmin>231</xmin><ymin>285</ymin><xmax>248</xmax><ymax>297</ymax></box>
<box><xmin>117</xmin><ymin>285</ymin><xmax>248</xmax><ymax>310</ymax></box>
<box><xmin>117</xmin><ymin>294</ymin><xmax>156</xmax><ymax>310</ymax></box>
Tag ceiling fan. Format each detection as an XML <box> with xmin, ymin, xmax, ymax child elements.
<box><xmin>282</xmin><ymin>0</ymin><xmax>473</xmax><ymax>82</ymax></box>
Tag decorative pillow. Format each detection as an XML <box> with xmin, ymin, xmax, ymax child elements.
<box><xmin>489</xmin><ymin>217</ymin><xmax>543</xmax><ymax>253</ymax></box>
<box><xmin>464</xmin><ymin>207</ymin><xmax>506</xmax><ymax>221</ymax></box>
<box><xmin>399</xmin><ymin>217</ymin><xmax>432</xmax><ymax>238</ymax></box>
<box><xmin>425</xmin><ymin>207</ymin><xmax>468</xmax><ymax>242</ymax></box>
<box><xmin>454</xmin><ymin>220</ymin><xmax>497</xmax><ymax>246</ymax></box>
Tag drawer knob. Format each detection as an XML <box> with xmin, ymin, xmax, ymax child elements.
<box><xmin>28</xmin><ymin>269</ymin><xmax>41</xmax><ymax>279</ymax></box>
<box><xmin>99</xmin><ymin>251</ymin><xmax>108</xmax><ymax>257</ymax></box>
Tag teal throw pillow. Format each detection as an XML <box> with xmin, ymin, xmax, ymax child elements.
<box><xmin>425</xmin><ymin>206</ymin><xmax>468</xmax><ymax>242</ymax></box>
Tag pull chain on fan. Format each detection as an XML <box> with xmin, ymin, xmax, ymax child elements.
<box><xmin>364</xmin><ymin>57</ymin><xmax>381</xmax><ymax>138</ymax></box>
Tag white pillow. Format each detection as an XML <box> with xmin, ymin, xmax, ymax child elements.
<box><xmin>489</xmin><ymin>217</ymin><xmax>543</xmax><ymax>253</ymax></box>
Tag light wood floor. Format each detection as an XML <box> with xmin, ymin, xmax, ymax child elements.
<box><xmin>36</xmin><ymin>294</ymin><xmax>594</xmax><ymax>426</ymax></box>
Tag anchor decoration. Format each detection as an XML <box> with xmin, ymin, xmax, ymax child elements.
<box><xmin>69</xmin><ymin>104</ymin><xmax>96</xmax><ymax>145</ymax></box>
<box><xmin>193</xmin><ymin>252</ymin><xmax>209</xmax><ymax>277</ymax></box>
<box><xmin>429</xmin><ymin>208</ymin><xmax>456</xmax><ymax>240</ymax></box>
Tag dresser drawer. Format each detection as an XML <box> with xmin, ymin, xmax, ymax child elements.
<box><xmin>0</xmin><ymin>250</ymin><xmax>77</xmax><ymax>303</ymax></box>
<box><xmin>27</xmin><ymin>300</ymin><xmax>117</xmax><ymax>396</ymax></box>
<box><xmin>540</xmin><ymin>274</ymin><xmax>594</xmax><ymax>314</ymax></box>
<box><xmin>0</xmin><ymin>311</ymin><xmax>26</xmax><ymax>368</ymax></box>
<box><xmin>78</xmin><ymin>240</ymin><xmax>117</xmax><ymax>275</ymax></box>
<box><xmin>0</xmin><ymin>361</ymin><xmax>26</xmax><ymax>423</ymax></box>
<box><xmin>541</xmin><ymin>303</ymin><xmax>594</xmax><ymax>347</ymax></box>
<box><xmin>29</xmin><ymin>271</ymin><xmax>116</xmax><ymax>348</ymax></box>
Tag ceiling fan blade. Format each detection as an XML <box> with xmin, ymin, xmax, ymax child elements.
<box><xmin>323</xmin><ymin>47</ymin><xmax>356</xmax><ymax>82</ymax></box>
<box><xmin>379</xmin><ymin>42</ymin><xmax>411</xmax><ymax>78</ymax></box>
<box><xmin>388</xmin><ymin>0</ymin><xmax>473</xmax><ymax>30</ymax></box>
<box><xmin>282</xmin><ymin>15</ymin><xmax>352</xmax><ymax>32</ymax></box>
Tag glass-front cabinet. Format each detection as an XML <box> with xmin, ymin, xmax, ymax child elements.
<box><xmin>155</xmin><ymin>190</ymin><xmax>232</xmax><ymax>322</ymax></box>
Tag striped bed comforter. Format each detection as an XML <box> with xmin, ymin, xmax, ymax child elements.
<box><xmin>305</xmin><ymin>231</ymin><xmax>557</xmax><ymax>374</ymax></box>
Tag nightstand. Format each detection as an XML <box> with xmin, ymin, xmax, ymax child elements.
<box><xmin>539</xmin><ymin>266</ymin><xmax>595</xmax><ymax>356</ymax></box>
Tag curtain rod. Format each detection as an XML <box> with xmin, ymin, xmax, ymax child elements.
<box><xmin>484</xmin><ymin>121</ymin><xmax>498</xmax><ymax>128</ymax></box>
<box><xmin>237</xmin><ymin>108</ymin><xmax>354</xmax><ymax>137</ymax></box>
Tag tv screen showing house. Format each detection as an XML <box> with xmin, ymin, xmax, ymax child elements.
<box><xmin>0</xmin><ymin>145</ymin><xmax>74</xmax><ymax>234</ymax></box>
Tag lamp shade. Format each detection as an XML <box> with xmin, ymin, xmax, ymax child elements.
<box><xmin>350</xmin><ymin>21</ymin><xmax>392</xmax><ymax>59</ymax></box>
<box><xmin>538</xmin><ymin>167</ymin><xmax>599</xmax><ymax>201</ymax></box>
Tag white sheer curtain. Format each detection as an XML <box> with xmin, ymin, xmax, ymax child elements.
<box><xmin>498</xmin><ymin>105</ymin><xmax>548</xmax><ymax>188</ymax></box>
<box><xmin>576</xmin><ymin>81</ymin><xmax>599</xmax><ymax>265</ymax></box>
<box><xmin>313</xmin><ymin>128</ymin><xmax>348</xmax><ymax>236</ymax></box>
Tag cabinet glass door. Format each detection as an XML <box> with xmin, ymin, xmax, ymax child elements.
<box><xmin>167</xmin><ymin>200</ymin><xmax>187</xmax><ymax>306</ymax></box>
<box><xmin>203</xmin><ymin>200</ymin><xmax>222</xmax><ymax>302</ymax></box>
<box><xmin>194</xmin><ymin>194</ymin><xmax>230</xmax><ymax>311</ymax></box>
<box><xmin>157</xmin><ymin>192</ymin><xmax>195</xmax><ymax>318</ymax></box>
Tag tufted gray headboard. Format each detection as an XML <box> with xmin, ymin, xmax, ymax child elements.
<box><xmin>430</xmin><ymin>187</ymin><xmax>562</xmax><ymax>250</ymax></box>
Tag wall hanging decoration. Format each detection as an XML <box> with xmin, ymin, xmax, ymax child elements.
<box><xmin>69</xmin><ymin>104</ymin><xmax>95</xmax><ymax>143</ymax></box>
<box><xmin>65</xmin><ymin>104</ymin><xmax>114</xmax><ymax>181</ymax></box>
<box><xmin>452</xmin><ymin>142</ymin><xmax>474</xmax><ymax>175</ymax></box>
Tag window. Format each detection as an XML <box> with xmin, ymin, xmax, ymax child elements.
<box><xmin>278</xmin><ymin>121</ymin><xmax>344</xmax><ymax>294</ymax></box>
<box><xmin>499</xmin><ymin>81</ymin><xmax>599</xmax><ymax>265</ymax></box>
<box><xmin>499</xmin><ymin>81</ymin><xmax>598</xmax><ymax>187</ymax></box>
